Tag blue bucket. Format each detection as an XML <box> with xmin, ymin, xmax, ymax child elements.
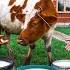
<box><xmin>17</xmin><ymin>65</ymin><xmax>56</xmax><ymax>70</ymax></box>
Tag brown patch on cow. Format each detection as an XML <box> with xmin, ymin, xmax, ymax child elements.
<box><xmin>9</xmin><ymin>0</ymin><xmax>28</xmax><ymax>22</ymax></box>
<box><xmin>16</xmin><ymin>14</ymin><xmax>25</xmax><ymax>22</ymax></box>
<box><xmin>10</xmin><ymin>5</ymin><xmax>25</xmax><ymax>22</ymax></box>
<box><xmin>11</xmin><ymin>13</ymin><xmax>25</xmax><ymax>22</ymax></box>
<box><xmin>11</xmin><ymin>13</ymin><xmax>16</xmax><ymax>22</ymax></box>
<box><xmin>8</xmin><ymin>0</ymin><xmax>16</xmax><ymax>6</ymax></box>
<box><xmin>8</xmin><ymin>0</ymin><xmax>29</xmax><ymax>22</ymax></box>
<box><xmin>22</xmin><ymin>0</ymin><xmax>28</xmax><ymax>9</ymax></box>
<box><xmin>10</xmin><ymin>5</ymin><xmax>22</xmax><ymax>13</ymax></box>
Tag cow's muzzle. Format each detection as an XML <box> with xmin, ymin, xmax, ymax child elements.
<box><xmin>17</xmin><ymin>39</ymin><xmax>27</xmax><ymax>46</ymax></box>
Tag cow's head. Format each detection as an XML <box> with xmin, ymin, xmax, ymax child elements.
<box><xmin>17</xmin><ymin>0</ymin><xmax>57</xmax><ymax>45</ymax></box>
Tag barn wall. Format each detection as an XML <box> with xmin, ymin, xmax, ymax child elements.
<box><xmin>53</xmin><ymin>0</ymin><xmax>70</xmax><ymax>23</ymax></box>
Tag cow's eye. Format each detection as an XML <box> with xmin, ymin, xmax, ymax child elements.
<box><xmin>31</xmin><ymin>23</ymin><xmax>38</xmax><ymax>27</ymax></box>
<box><xmin>32</xmin><ymin>20</ymin><xmax>39</xmax><ymax>27</ymax></box>
<box><xmin>29</xmin><ymin>20</ymin><xmax>39</xmax><ymax>28</ymax></box>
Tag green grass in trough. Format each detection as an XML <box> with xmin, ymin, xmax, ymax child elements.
<box><xmin>0</xmin><ymin>27</ymin><xmax>70</xmax><ymax>67</ymax></box>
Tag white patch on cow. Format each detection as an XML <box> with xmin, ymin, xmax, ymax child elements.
<box><xmin>0</xmin><ymin>0</ymin><xmax>10</xmax><ymax>19</ymax></box>
<box><xmin>0</xmin><ymin>13</ymin><xmax>22</xmax><ymax>34</ymax></box>
<box><xmin>22</xmin><ymin>0</ymin><xmax>40</xmax><ymax>30</ymax></box>
<box><xmin>15</xmin><ymin>0</ymin><xmax>25</xmax><ymax>6</ymax></box>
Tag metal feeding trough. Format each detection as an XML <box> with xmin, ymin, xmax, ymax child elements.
<box><xmin>0</xmin><ymin>60</ymin><xmax>14</xmax><ymax>70</ymax></box>
<box><xmin>52</xmin><ymin>60</ymin><xmax>70</xmax><ymax>70</ymax></box>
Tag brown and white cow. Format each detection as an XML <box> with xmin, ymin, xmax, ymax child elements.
<box><xmin>0</xmin><ymin>0</ymin><xmax>57</xmax><ymax>65</ymax></box>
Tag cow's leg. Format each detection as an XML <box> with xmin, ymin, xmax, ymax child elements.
<box><xmin>42</xmin><ymin>35</ymin><xmax>53</xmax><ymax>65</ymax></box>
<box><xmin>4</xmin><ymin>32</ymin><xmax>14</xmax><ymax>60</ymax></box>
<box><xmin>24</xmin><ymin>44</ymin><xmax>35</xmax><ymax>65</ymax></box>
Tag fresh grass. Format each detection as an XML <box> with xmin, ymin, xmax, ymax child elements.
<box><xmin>0</xmin><ymin>27</ymin><xmax>70</xmax><ymax>67</ymax></box>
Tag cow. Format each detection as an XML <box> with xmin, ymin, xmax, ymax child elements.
<box><xmin>0</xmin><ymin>0</ymin><xmax>57</xmax><ymax>65</ymax></box>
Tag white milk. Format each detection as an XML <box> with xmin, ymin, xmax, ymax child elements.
<box><xmin>26</xmin><ymin>68</ymin><xmax>48</xmax><ymax>70</ymax></box>
<box><xmin>53</xmin><ymin>60</ymin><xmax>70</xmax><ymax>68</ymax></box>
<box><xmin>0</xmin><ymin>61</ymin><xmax>10</xmax><ymax>68</ymax></box>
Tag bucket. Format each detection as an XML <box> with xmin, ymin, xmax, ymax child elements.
<box><xmin>17</xmin><ymin>65</ymin><xmax>55</xmax><ymax>70</ymax></box>
<box><xmin>0</xmin><ymin>60</ymin><xmax>15</xmax><ymax>70</ymax></box>
<box><xmin>52</xmin><ymin>60</ymin><xmax>70</xmax><ymax>70</ymax></box>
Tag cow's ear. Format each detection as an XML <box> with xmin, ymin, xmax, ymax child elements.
<box><xmin>8</xmin><ymin>0</ymin><xmax>16</xmax><ymax>6</ymax></box>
